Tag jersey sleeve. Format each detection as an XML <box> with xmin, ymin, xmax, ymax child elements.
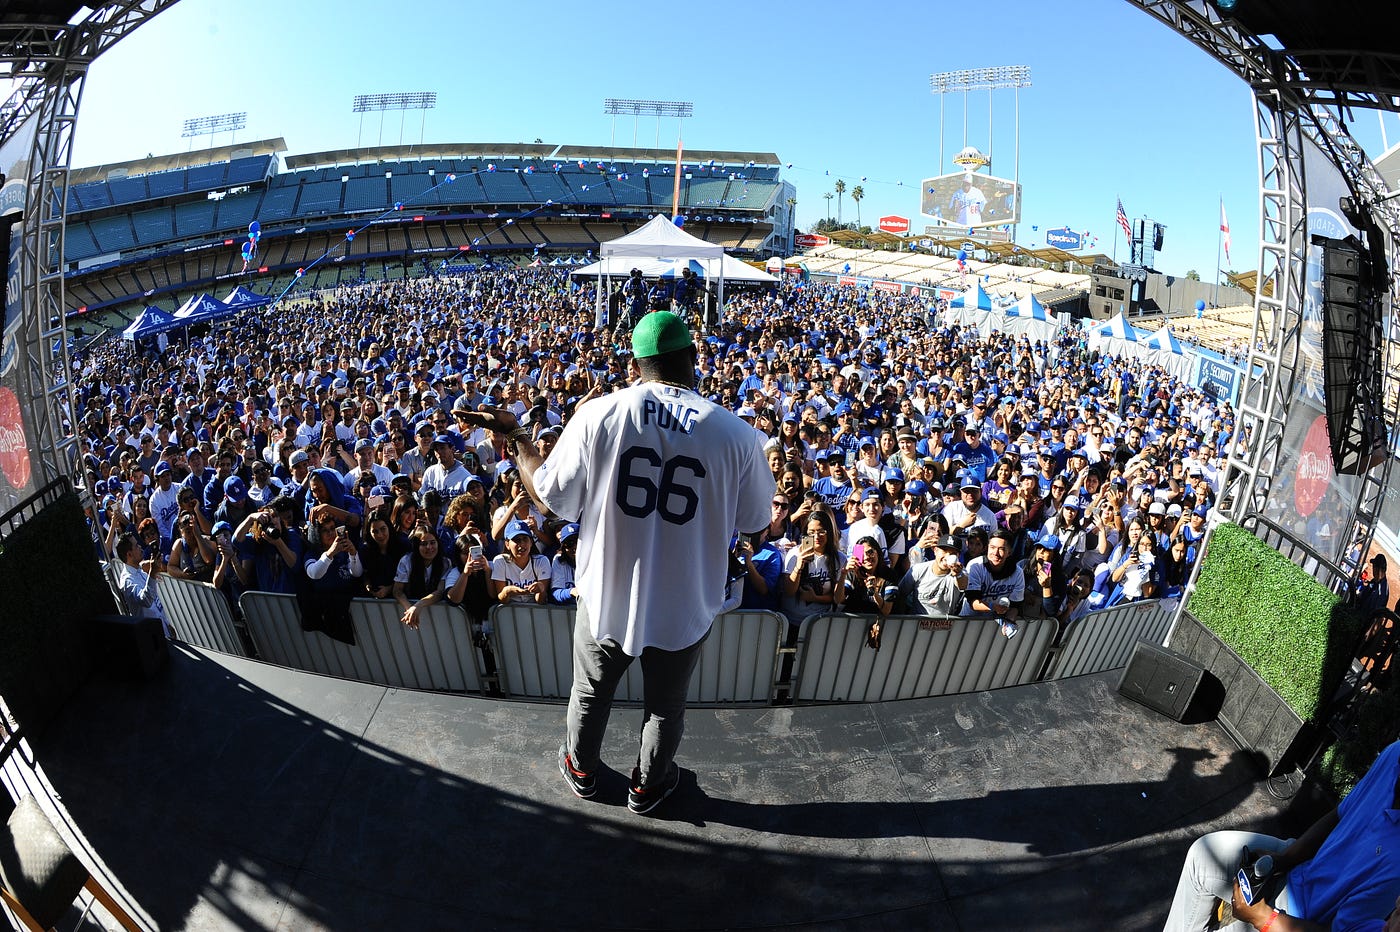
<box><xmin>734</xmin><ymin>431</ymin><xmax>776</xmax><ymax>534</ymax></box>
<box><xmin>534</xmin><ymin>414</ymin><xmax>591</xmax><ymax>521</ymax></box>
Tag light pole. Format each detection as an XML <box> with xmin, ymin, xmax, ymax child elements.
<box><xmin>823</xmin><ymin>192</ymin><xmax>833</xmax><ymax>223</ymax></box>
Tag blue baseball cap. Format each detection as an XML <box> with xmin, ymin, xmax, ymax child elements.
<box><xmin>1038</xmin><ymin>534</ymin><xmax>1062</xmax><ymax>551</ymax></box>
<box><xmin>223</xmin><ymin>476</ymin><xmax>247</xmax><ymax>502</ymax></box>
<box><xmin>504</xmin><ymin>518</ymin><xmax>534</xmax><ymax>540</ymax></box>
<box><xmin>882</xmin><ymin>467</ymin><xmax>905</xmax><ymax>483</ymax></box>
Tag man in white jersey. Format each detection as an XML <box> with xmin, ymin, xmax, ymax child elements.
<box><xmin>459</xmin><ymin>312</ymin><xmax>773</xmax><ymax>815</ymax></box>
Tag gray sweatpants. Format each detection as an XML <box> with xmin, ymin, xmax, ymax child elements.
<box><xmin>564</xmin><ymin>605</ymin><xmax>708</xmax><ymax>788</ymax></box>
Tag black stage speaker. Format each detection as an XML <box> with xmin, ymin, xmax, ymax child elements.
<box><xmin>88</xmin><ymin>614</ymin><xmax>168</xmax><ymax>680</ymax></box>
<box><xmin>1317</xmin><ymin>229</ymin><xmax>1388</xmax><ymax>475</ymax></box>
<box><xmin>1117</xmin><ymin>641</ymin><xmax>1206</xmax><ymax>723</ymax></box>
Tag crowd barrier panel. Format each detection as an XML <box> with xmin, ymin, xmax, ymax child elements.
<box><xmin>490</xmin><ymin>605</ymin><xmax>786</xmax><ymax>704</ymax></box>
<box><xmin>793</xmin><ymin>613</ymin><xmax>1059</xmax><ymax>703</ymax></box>
<box><xmin>157</xmin><ymin>575</ymin><xmax>247</xmax><ymax>657</ymax></box>
<box><xmin>240</xmin><ymin>593</ymin><xmax>484</xmax><ymax>693</ymax></box>
<box><xmin>1045</xmin><ymin>598</ymin><xmax>1177</xmax><ymax>680</ymax></box>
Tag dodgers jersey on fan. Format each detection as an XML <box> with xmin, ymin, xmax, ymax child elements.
<box><xmin>534</xmin><ymin>382</ymin><xmax>774</xmax><ymax>656</ymax></box>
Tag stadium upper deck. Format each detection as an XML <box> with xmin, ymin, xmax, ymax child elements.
<box><xmin>61</xmin><ymin>138</ymin><xmax>795</xmax><ymax>318</ymax></box>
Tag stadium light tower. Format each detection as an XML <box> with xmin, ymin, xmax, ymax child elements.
<box><xmin>352</xmin><ymin>92</ymin><xmax>438</xmax><ymax>149</ymax></box>
<box><xmin>603</xmin><ymin>98</ymin><xmax>693</xmax><ymax>149</ymax></box>
<box><xmin>928</xmin><ymin>65</ymin><xmax>1030</xmax><ymax>174</ymax></box>
<box><xmin>928</xmin><ymin>65</ymin><xmax>1030</xmax><ymax>239</ymax></box>
<box><xmin>180</xmin><ymin>111</ymin><xmax>247</xmax><ymax>151</ymax></box>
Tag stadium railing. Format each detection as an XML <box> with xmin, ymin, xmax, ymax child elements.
<box><xmin>239</xmin><ymin>593</ymin><xmax>486</xmax><ymax>693</ymax></box>
<box><xmin>791</xmin><ymin>613</ymin><xmax>1059</xmax><ymax>703</ymax></box>
<box><xmin>157</xmin><ymin>575</ymin><xmax>246</xmax><ymax>657</ymax></box>
<box><xmin>490</xmin><ymin>604</ymin><xmax>785</xmax><ymax>705</ymax></box>
<box><xmin>165</xmin><ymin>579</ymin><xmax>1175</xmax><ymax>707</ymax></box>
<box><xmin>1044</xmin><ymin>598</ymin><xmax>1177</xmax><ymax>679</ymax></box>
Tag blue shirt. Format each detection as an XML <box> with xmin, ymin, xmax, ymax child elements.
<box><xmin>1289</xmin><ymin>739</ymin><xmax>1400</xmax><ymax>931</ymax></box>
<box><xmin>811</xmin><ymin>476</ymin><xmax>855</xmax><ymax>528</ymax></box>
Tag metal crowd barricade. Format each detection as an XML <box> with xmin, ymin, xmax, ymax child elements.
<box><xmin>1045</xmin><ymin>598</ymin><xmax>1176</xmax><ymax>680</ymax></box>
<box><xmin>239</xmin><ymin>593</ymin><xmax>484</xmax><ymax>692</ymax></box>
<box><xmin>490</xmin><ymin>605</ymin><xmax>785</xmax><ymax>704</ymax></box>
<box><xmin>792</xmin><ymin>613</ymin><xmax>1059</xmax><ymax>703</ymax></box>
<box><xmin>156</xmin><ymin>575</ymin><xmax>247</xmax><ymax>657</ymax></box>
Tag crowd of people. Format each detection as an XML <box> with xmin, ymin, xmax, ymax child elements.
<box><xmin>79</xmin><ymin>266</ymin><xmax>1247</xmax><ymax>644</ymax></box>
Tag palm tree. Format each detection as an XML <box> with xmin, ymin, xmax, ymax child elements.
<box><xmin>834</xmin><ymin>179</ymin><xmax>846</xmax><ymax>223</ymax></box>
<box><xmin>851</xmin><ymin>185</ymin><xmax>864</xmax><ymax>228</ymax></box>
<box><xmin>823</xmin><ymin>192</ymin><xmax>833</xmax><ymax>222</ymax></box>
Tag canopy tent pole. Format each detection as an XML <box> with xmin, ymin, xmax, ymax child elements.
<box><xmin>595</xmin><ymin>263</ymin><xmax>605</xmax><ymax>329</ymax></box>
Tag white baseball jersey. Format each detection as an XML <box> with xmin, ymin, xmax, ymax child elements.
<box><xmin>535</xmin><ymin>381</ymin><xmax>774</xmax><ymax>656</ymax></box>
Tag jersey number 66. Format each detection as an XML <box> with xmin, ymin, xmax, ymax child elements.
<box><xmin>615</xmin><ymin>445</ymin><xmax>706</xmax><ymax>525</ymax></box>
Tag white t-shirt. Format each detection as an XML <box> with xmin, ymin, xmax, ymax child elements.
<box><xmin>535</xmin><ymin>381</ymin><xmax>774</xmax><ymax>655</ymax></box>
<box><xmin>490</xmin><ymin>552</ymin><xmax>552</xmax><ymax>603</ymax></box>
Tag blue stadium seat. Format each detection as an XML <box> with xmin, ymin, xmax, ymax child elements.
<box><xmin>106</xmin><ymin>176</ymin><xmax>148</xmax><ymax>206</ymax></box>
<box><xmin>344</xmin><ymin>177</ymin><xmax>388</xmax><ymax>211</ymax></box>
<box><xmin>61</xmin><ymin>223</ymin><xmax>101</xmax><ymax>261</ymax></box>
<box><xmin>226</xmin><ymin>156</ymin><xmax>272</xmax><ymax>185</ymax></box>
<box><xmin>297</xmin><ymin>180</ymin><xmax>343</xmax><ymax>214</ymax></box>
<box><xmin>256</xmin><ymin>187</ymin><xmax>297</xmax><ymax>223</ymax></box>
<box><xmin>174</xmin><ymin>200</ymin><xmax>218</xmax><ymax>237</ymax></box>
<box><xmin>131</xmin><ymin>208</ymin><xmax>174</xmax><ymax>245</ymax></box>
<box><xmin>184</xmin><ymin>163</ymin><xmax>227</xmax><ymax>191</ymax></box>
<box><xmin>523</xmin><ymin>172</ymin><xmax>570</xmax><ymax>205</ymax></box>
<box><xmin>216</xmin><ymin>191</ymin><xmax>260</xmax><ymax>230</ymax></box>
<box><xmin>478</xmin><ymin>169</ymin><xmax>529</xmax><ymax>203</ymax></box>
<box><xmin>389</xmin><ymin>173</ymin><xmax>431</xmax><ymax>206</ymax></box>
<box><xmin>145</xmin><ymin>172</ymin><xmax>186</xmax><ymax>198</ymax></box>
<box><xmin>88</xmin><ymin>215</ymin><xmax>136</xmax><ymax>252</ymax></box>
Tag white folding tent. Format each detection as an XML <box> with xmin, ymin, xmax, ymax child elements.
<box><xmin>596</xmin><ymin>215</ymin><xmax>727</xmax><ymax>327</ymax></box>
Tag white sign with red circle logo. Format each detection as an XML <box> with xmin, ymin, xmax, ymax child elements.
<box><xmin>878</xmin><ymin>215</ymin><xmax>910</xmax><ymax>234</ymax></box>
<box><xmin>0</xmin><ymin>387</ymin><xmax>32</xmax><ymax>491</ymax></box>
<box><xmin>1294</xmin><ymin>415</ymin><xmax>1332</xmax><ymax>518</ymax></box>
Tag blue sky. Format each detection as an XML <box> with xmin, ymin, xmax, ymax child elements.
<box><xmin>72</xmin><ymin>0</ymin><xmax>1398</xmax><ymax>282</ymax></box>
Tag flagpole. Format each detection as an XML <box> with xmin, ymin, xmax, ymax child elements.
<box><xmin>1112</xmin><ymin>203</ymin><xmax>1119</xmax><ymax>264</ymax></box>
<box><xmin>671</xmin><ymin>138</ymin><xmax>684</xmax><ymax>220</ymax></box>
<box><xmin>1213</xmin><ymin>194</ymin><xmax>1223</xmax><ymax>310</ymax></box>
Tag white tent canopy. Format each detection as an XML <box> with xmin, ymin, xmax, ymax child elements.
<box><xmin>572</xmin><ymin>255</ymin><xmax>776</xmax><ymax>283</ymax></box>
<box><xmin>594</xmin><ymin>215</ymin><xmax>730</xmax><ymax>327</ymax></box>
<box><xmin>1088</xmin><ymin>313</ymin><xmax>1195</xmax><ymax>380</ymax></box>
<box><xmin>600</xmin><ymin>214</ymin><xmax>725</xmax><ymax>259</ymax></box>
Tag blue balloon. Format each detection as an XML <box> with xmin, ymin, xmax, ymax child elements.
<box><xmin>673</xmin><ymin>215</ymin><xmax>685</xmax><ymax>228</ymax></box>
<box><xmin>1195</xmin><ymin>299</ymin><xmax>1206</xmax><ymax>312</ymax></box>
<box><xmin>249</xmin><ymin>220</ymin><xmax>260</xmax><ymax>236</ymax></box>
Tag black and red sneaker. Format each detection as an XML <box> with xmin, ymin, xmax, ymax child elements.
<box><xmin>627</xmin><ymin>763</ymin><xmax>680</xmax><ymax>815</ymax></box>
<box><xmin>558</xmin><ymin>745</ymin><xmax>596</xmax><ymax>799</ymax></box>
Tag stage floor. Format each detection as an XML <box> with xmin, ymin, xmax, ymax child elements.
<box><xmin>30</xmin><ymin>644</ymin><xmax>1297</xmax><ymax>930</ymax></box>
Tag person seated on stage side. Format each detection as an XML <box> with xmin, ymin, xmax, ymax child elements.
<box><xmin>1163</xmin><ymin>738</ymin><xmax>1400</xmax><ymax>932</ymax></box>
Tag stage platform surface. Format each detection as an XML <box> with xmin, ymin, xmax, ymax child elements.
<box><xmin>28</xmin><ymin>644</ymin><xmax>1303</xmax><ymax>931</ymax></box>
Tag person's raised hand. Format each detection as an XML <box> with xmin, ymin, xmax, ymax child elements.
<box><xmin>455</xmin><ymin>405</ymin><xmax>520</xmax><ymax>435</ymax></box>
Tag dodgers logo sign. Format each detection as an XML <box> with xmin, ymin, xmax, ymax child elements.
<box><xmin>1045</xmin><ymin>228</ymin><xmax>1081</xmax><ymax>250</ymax></box>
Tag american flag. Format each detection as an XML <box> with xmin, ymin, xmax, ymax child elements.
<box><xmin>1116</xmin><ymin>198</ymin><xmax>1132</xmax><ymax>241</ymax></box>
<box><xmin>1220</xmin><ymin>199</ymin><xmax>1232</xmax><ymax>263</ymax></box>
